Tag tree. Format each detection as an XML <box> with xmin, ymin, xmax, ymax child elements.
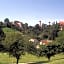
<box><xmin>23</xmin><ymin>23</ymin><xmax>28</xmax><ymax>34</ymax></box>
<box><xmin>45</xmin><ymin>45</ymin><xmax>56</xmax><ymax>61</ymax></box>
<box><xmin>0</xmin><ymin>27</ymin><xmax>6</xmax><ymax>41</ymax></box>
<box><xmin>43</xmin><ymin>33</ymin><xmax>48</xmax><ymax>39</ymax></box>
<box><xmin>37</xmin><ymin>44</ymin><xmax>57</xmax><ymax>61</ymax></box>
<box><xmin>33</xmin><ymin>24</ymin><xmax>41</xmax><ymax>36</ymax></box>
<box><xmin>4</xmin><ymin>18</ymin><xmax>9</xmax><ymax>23</ymax></box>
<box><xmin>0</xmin><ymin>27</ymin><xmax>6</xmax><ymax>52</ymax></box>
<box><xmin>4</xmin><ymin>18</ymin><xmax>11</xmax><ymax>28</ymax></box>
<box><xmin>24</xmin><ymin>23</ymin><xmax>28</xmax><ymax>30</ymax></box>
<box><xmin>0</xmin><ymin>22</ymin><xmax>4</xmax><ymax>27</ymax></box>
<box><xmin>0</xmin><ymin>44</ymin><xmax>6</xmax><ymax>52</ymax></box>
<box><xmin>48</xmin><ymin>21</ymin><xmax>51</xmax><ymax>26</ymax></box>
<box><xmin>9</xmin><ymin>39</ymin><xmax>25</xmax><ymax>64</ymax></box>
<box><xmin>41</xmin><ymin>24</ymin><xmax>47</xmax><ymax>31</ymax></box>
<box><xmin>27</xmin><ymin>42</ymin><xmax>37</xmax><ymax>55</ymax></box>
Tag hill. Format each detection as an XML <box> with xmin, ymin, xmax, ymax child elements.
<box><xmin>2</xmin><ymin>27</ymin><xmax>32</xmax><ymax>48</ymax></box>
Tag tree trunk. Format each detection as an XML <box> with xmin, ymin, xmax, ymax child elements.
<box><xmin>16</xmin><ymin>58</ymin><xmax>19</xmax><ymax>64</ymax></box>
<box><xmin>48</xmin><ymin>56</ymin><xmax>50</xmax><ymax>62</ymax></box>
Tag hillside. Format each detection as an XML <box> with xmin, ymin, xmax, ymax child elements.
<box><xmin>2</xmin><ymin>27</ymin><xmax>31</xmax><ymax>48</ymax></box>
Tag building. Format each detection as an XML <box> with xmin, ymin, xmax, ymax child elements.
<box><xmin>59</xmin><ymin>21</ymin><xmax>64</xmax><ymax>26</ymax></box>
<box><xmin>40</xmin><ymin>39</ymin><xmax>52</xmax><ymax>45</ymax></box>
<box><xmin>29</xmin><ymin>38</ymin><xmax>39</xmax><ymax>45</ymax></box>
<box><xmin>29</xmin><ymin>38</ymin><xmax>38</xmax><ymax>43</ymax></box>
<box><xmin>59</xmin><ymin>21</ymin><xmax>64</xmax><ymax>31</ymax></box>
<box><xmin>14</xmin><ymin>21</ymin><xmax>23</xmax><ymax>28</ymax></box>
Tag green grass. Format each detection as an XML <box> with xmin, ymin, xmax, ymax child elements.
<box><xmin>48</xmin><ymin>53</ymin><xmax>64</xmax><ymax>64</ymax></box>
<box><xmin>3</xmin><ymin>27</ymin><xmax>22</xmax><ymax>34</ymax></box>
<box><xmin>0</xmin><ymin>53</ymin><xmax>16</xmax><ymax>64</ymax></box>
<box><xmin>0</xmin><ymin>53</ymin><xmax>64</xmax><ymax>64</ymax></box>
<box><xmin>0</xmin><ymin>52</ymin><xmax>47</xmax><ymax>64</ymax></box>
<box><xmin>20</xmin><ymin>53</ymin><xmax>48</xmax><ymax>63</ymax></box>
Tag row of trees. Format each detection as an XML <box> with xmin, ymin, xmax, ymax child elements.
<box><xmin>0</xmin><ymin>18</ymin><xmax>60</xmax><ymax>41</ymax></box>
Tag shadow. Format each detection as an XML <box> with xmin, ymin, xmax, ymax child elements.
<box><xmin>51</xmin><ymin>57</ymin><xmax>64</xmax><ymax>62</ymax></box>
<box><xmin>28</xmin><ymin>61</ymin><xmax>49</xmax><ymax>64</ymax></box>
<box><xmin>28</xmin><ymin>58</ymin><xmax>64</xmax><ymax>64</ymax></box>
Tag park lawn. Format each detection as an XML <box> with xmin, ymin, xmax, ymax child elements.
<box><xmin>49</xmin><ymin>59</ymin><xmax>64</xmax><ymax>64</ymax></box>
<box><xmin>0</xmin><ymin>53</ymin><xmax>64</xmax><ymax>64</ymax></box>
<box><xmin>19</xmin><ymin>53</ymin><xmax>48</xmax><ymax>63</ymax></box>
<box><xmin>48</xmin><ymin>53</ymin><xmax>64</xmax><ymax>64</ymax></box>
<box><xmin>0</xmin><ymin>52</ymin><xmax>47</xmax><ymax>64</ymax></box>
<box><xmin>0</xmin><ymin>53</ymin><xmax>16</xmax><ymax>64</ymax></box>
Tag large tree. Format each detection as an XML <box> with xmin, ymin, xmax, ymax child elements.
<box><xmin>4</xmin><ymin>18</ymin><xmax>11</xmax><ymax>28</ymax></box>
<box><xmin>0</xmin><ymin>27</ymin><xmax>6</xmax><ymax>41</ymax></box>
<box><xmin>9</xmin><ymin>39</ymin><xmax>25</xmax><ymax>64</ymax></box>
<box><xmin>0</xmin><ymin>27</ymin><xmax>6</xmax><ymax>52</ymax></box>
<box><xmin>36</xmin><ymin>44</ymin><xmax>58</xmax><ymax>61</ymax></box>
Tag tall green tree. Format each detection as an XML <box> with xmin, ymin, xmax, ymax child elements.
<box><xmin>0</xmin><ymin>27</ymin><xmax>6</xmax><ymax>52</ymax></box>
<box><xmin>4</xmin><ymin>18</ymin><xmax>11</xmax><ymax>28</ymax></box>
<box><xmin>9</xmin><ymin>39</ymin><xmax>25</xmax><ymax>64</ymax></box>
<box><xmin>0</xmin><ymin>27</ymin><xmax>6</xmax><ymax>41</ymax></box>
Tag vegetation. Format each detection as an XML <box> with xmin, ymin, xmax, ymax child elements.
<box><xmin>9</xmin><ymin>40</ymin><xmax>25</xmax><ymax>64</ymax></box>
<box><xmin>0</xmin><ymin>18</ymin><xmax>64</xmax><ymax>64</ymax></box>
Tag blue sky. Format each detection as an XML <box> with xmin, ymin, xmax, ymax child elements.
<box><xmin>0</xmin><ymin>0</ymin><xmax>64</xmax><ymax>26</ymax></box>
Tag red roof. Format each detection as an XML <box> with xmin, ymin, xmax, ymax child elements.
<box><xmin>40</xmin><ymin>40</ymin><xmax>48</xmax><ymax>45</ymax></box>
<box><xmin>59</xmin><ymin>21</ymin><xmax>64</xmax><ymax>26</ymax></box>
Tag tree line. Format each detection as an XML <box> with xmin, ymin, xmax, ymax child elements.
<box><xmin>0</xmin><ymin>18</ymin><xmax>60</xmax><ymax>40</ymax></box>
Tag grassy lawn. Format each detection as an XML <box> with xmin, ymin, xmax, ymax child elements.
<box><xmin>0</xmin><ymin>53</ymin><xmax>47</xmax><ymax>64</ymax></box>
<box><xmin>0</xmin><ymin>53</ymin><xmax>64</xmax><ymax>64</ymax></box>
<box><xmin>0</xmin><ymin>53</ymin><xmax>16</xmax><ymax>64</ymax></box>
<box><xmin>48</xmin><ymin>53</ymin><xmax>64</xmax><ymax>64</ymax></box>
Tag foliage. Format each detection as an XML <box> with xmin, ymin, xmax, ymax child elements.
<box><xmin>2</xmin><ymin>28</ymin><xmax>23</xmax><ymax>48</ymax></box>
<box><xmin>37</xmin><ymin>45</ymin><xmax>56</xmax><ymax>61</ymax></box>
<box><xmin>4</xmin><ymin>18</ymin><xmax>11</xmax><ymax>28</ymax></box>
<box><xmin>27</xmin><ymin>42</ymin><xmax>37</xmax><ymax>55</ymax></box>
<box><xmin>0</xmin><ymin>27</ymin><xmax>6</xmax><ymax>41</ymax></box>
<box><xmin>9</xmin><ymin>39</ymin><xmax>25</xmax><ymax>64</ymax></box>
<box><xmin>0</xmin><ymin>27</ymin><xmax>6</xmax><ymax>52</ymax></box>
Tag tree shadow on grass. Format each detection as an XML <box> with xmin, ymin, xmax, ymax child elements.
<box><xmin>51</xmin><ymin>57</ymin><xmax>64</xmax><ymax>62</ymax></box>
<box><xmin>28</xmin><ymin>61</ymin><xmax>49</xmax><ymax>64</ymax></box>
<box><xmin>29</xmin><ymin>58</ymin><xmax>64</xmax><ymax>64</ymax></box>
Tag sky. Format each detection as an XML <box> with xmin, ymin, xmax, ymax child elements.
<box><xmin>0</xmin><ymin>0</ymin><xmax>64</xmax><ymax>26</ymax></box>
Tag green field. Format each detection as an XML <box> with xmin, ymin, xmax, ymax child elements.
<box><xmin>0</xmin><ymin>52</ymin><xmax>64</xmax><ymax>64</ymax></box>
